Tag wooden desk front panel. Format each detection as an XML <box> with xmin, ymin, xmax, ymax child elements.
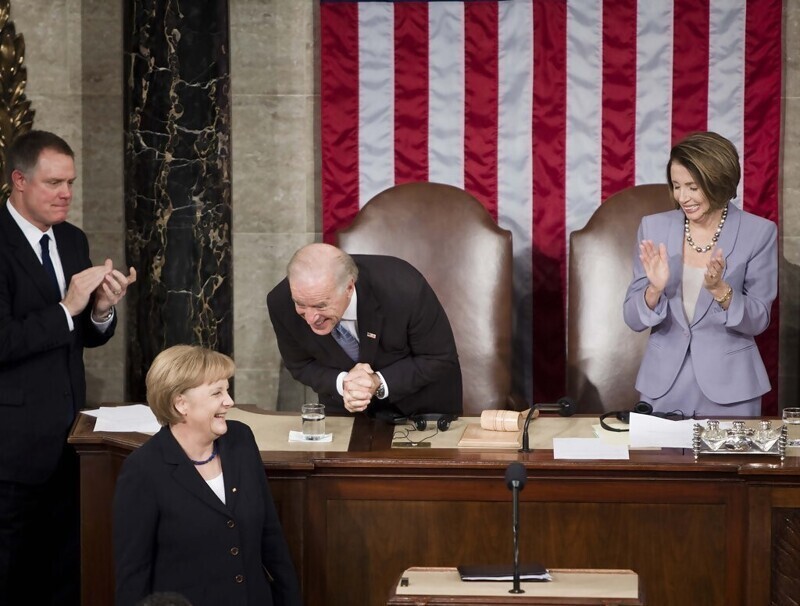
<box><xmin>71</xmin><ymin>413</ymin><xmax>800</xmax><ymax>606</ymax></box>
<box><xmin>307</xmin><ymin>474</ymin><xmax>745</xmax><ymax>606</ymax></box>
<box><xmin>79</xmin><ymin>449</ymin><xmax>127</xmax><ymax>606</ymax></box>
<box><xmin>746</xmin><ymin>485</ymin><xmax>800</xmax><ymax>606</ymax></box>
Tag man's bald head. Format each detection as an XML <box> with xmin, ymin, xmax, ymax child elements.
<box><xmin>286</xmin><ymin>244</ymin><xmax>359</xmax><ymax>335</ymax></box>
<box><xmin>287</xmin><ymin>243</ymin><xmax>358</xmax><ymax>291</ymax></box>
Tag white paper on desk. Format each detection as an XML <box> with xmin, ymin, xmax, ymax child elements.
<box><xmin>553</xmin><ymin>438</ymin><xmax>629</xmax><ymax>460</ymax></box>
<box><xmin>628</xmin><ymin>412</ymin><xmax>695</xmax><ymax>448</ymax></box>
<box><xmin>82</xmin><ymin>405</ymin><xmax>161</xmax><ymax>433</ymax></box>
<box><xmin>593</xmin><ymin>423</ymin><xmax>631</xmax><ymax>446</ymax></box>
<box><xmin>288</xmin><ymin>430</ymin><xmax>333</xmax><ymax>443</ymax></box>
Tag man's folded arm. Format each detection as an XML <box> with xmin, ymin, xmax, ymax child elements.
<box><xmin>268</xmin><ymin>308</ymin><xmax>344</xmax><ymax>401</ymax></box>
<box><xmin>375</xmin><ymin>280</ymin><xmax>459</xmax><ymax>401</ymax></box>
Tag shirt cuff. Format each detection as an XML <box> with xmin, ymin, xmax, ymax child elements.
<box><xmin>91</xmin><ymin>307</ymin><xmax>115</xmax><ymax>333</ymax></box>
<box><xmin>59</xmin><ymin>303</ymin><xmax>75</xmax><ymax>332</ymax></box>
<box><xmin>336</xmin><ymin>372</ymin><xmax>347</xmax><ymax>396</ymax></box>
<box><xmin>636</xmin><ymin>289</ymin><xmax>667</xmax><ymax>327</ymax></box>
<box><xmin>375</xmin><ymin>372</ymin><xmax>389</xmax><ymax>399</ymax></box>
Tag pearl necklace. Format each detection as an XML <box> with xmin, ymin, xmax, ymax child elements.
<box><xmin>189</xmin><ymin>442</ymin><xmax>218</xmax><ymax>466</ymax></box>
<box><xmin>684</xmin><ymin>205</ymin><xmax>727</xmax><ymax>253</ymax></box>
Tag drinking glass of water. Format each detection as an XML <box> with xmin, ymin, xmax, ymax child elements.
<box><xmin>782</xmin><ymin>407</ymin><xmax>800</xmax><ymax>447</ymax></box>
<box><xmin>301</xmin><ymin>403</ymin><xmax>326</xmax><ymax>440</ymax></box>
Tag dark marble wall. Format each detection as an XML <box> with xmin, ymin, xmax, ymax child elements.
<box><xmin>124</xmin><ymin>0</ymin><xmax>232</xmax><ymax>400</ymax></box>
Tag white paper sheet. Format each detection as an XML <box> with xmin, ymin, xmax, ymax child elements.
<box><xmin>553</xmin><ymin>438</ymin><xmax>629</xmax><ymax>460</ymax></box>
<box><xmin>628</xmin><ymin>412</ymin><xmax>696</xmax><ymax>448</ymax></box>
<box><xmin>288</xmin><ymin>430</ymin><xmax>333</xmax><ymax>443</ymax></box>
<box><xmin>82</xmin><ymin>404</ymin><xmax>161</xmax><ymax>433</ymax></box>
<box><xmin>592</xmin><ymin>423</ymin><xmax>631</xmax><ymax>446</ymax></box>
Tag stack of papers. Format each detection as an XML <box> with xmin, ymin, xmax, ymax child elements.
<box><xmin>552</xmin><ymin>438</ymin><xmax>629</xmax><ymax>460</ymax></box>
<box><xmin>628</xmin><ymin>412</ymin><xmax>695</xmax><ymax>448</ymax></box>
<box><xmin>82</xmin><ymin>405</ymin><xmax>161</xmax><ymax>433</ymax></box>
<box><xmin>551</xmin><ymin>412</ymin><xmax>698</xmax><ymax>459</ymax></box>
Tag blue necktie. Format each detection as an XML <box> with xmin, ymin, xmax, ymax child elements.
<box><xmin>39</xmin><ymin>234</ymin><xmax>61</xmax><ymax>297</ymax></box>
<box><xmin>332</xmin><ymin>322</ymin><xmax>360</xmax><ymax>362</ymax></box>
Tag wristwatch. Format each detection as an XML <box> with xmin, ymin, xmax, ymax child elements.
<box><xmin>375</xmin><ymin>378</ymin><xmax>386</xmax><ymax>399</ymax></box>
<box><xmin>93</xmin><ymin>306</ymin><xmax>114</xmax><ymax>322</ymax></box>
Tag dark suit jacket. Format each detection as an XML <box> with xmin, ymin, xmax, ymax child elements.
<box><xmin>113</xmin><ymin>420</ymin><xmax>301</xmax><ymax>606</ymax></box>
<box><xmin>267</xmin><ymin>255</ymin><xmax>462</xmax><ymax>416</ymax></box>
<box><xmin>0</xmin><ymin>203</ymin><xmax>115</xmax><ymax>484</ymax></box>
<box><xmin>623</xmin><ymin>203</ymin><xmax>777</xmax><ymax>403</ymax></box>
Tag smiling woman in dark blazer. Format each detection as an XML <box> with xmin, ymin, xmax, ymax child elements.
<box><xmin>113</xmin><ymin>346</ymin><xmax>301</xmax><ymax>606</ymax></box>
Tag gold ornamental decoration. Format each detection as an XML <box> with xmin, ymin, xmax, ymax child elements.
<box><xmin>0</xmin><ymin>0</ymin><xmax>34</xmax><ymax>199</ymax></box>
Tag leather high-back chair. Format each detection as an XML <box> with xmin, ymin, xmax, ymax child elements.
<box><xmin>567</xmin><ymin>184</ymin><xmax>674</xmax><ymax>413</ymax></box>
<box><xmin>336</xmin><ymin>182</ymin><xmax>515</xmax><ymax>415</ymax></box>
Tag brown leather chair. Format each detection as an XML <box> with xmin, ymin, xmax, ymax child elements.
<box><xmin>567</xmin><ymin>184</ymin><xmax>675</xmax><ymax>413</ymax></box>
<box><xmin>336</xmin><ymin>182</ymin><xmax>515</xmax><ymax>415</ymax></box>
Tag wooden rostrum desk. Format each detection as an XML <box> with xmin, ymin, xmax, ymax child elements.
<box><xmin>69</xmin><ymin>409</ymin><xmax>800</xmax><ymax>606</ymax></box>
<box><xmin>386</xmin><ymin>567</ymin><xmax>646</xmax><ymax>605</ymax></box>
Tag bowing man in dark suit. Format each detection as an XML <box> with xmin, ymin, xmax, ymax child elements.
<box><xmin>267</xmin><ymin>243</ymin><xmax>462</xmax><ymax>417</ymax></box>
<box><xmin>0</xmin><ymin>130</ymin><xmax>136</xmax><ymax>606</ymax></box>
<box><xmin>113</xmin><ymin>345</ymin><xmax>301</xmax><ymax>606</ymax></box>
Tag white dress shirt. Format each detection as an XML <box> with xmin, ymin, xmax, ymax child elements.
<box><xmin>335</xmin><ymin>289</ymin><xmax>389</xmax><ymax>400</ymax></box>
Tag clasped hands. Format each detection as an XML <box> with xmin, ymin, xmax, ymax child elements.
<box><xmin>342</xmin><ymin>363</ymin><xmax>381</xmax><ymax>413</ymax></box>
<box><xmin>639</xmin><ymin>240</ymin><xmax>728</xmax><ymax>306</ymax></box>
<box><xmin>62</xmin><ymin>259</ymin><xmax>138</xmax><ymax>319</ymax></box>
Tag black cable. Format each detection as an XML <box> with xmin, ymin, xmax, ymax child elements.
<box><xmin>392</xmin><ymin>423</ymin><xmax>439</xmax><ymax>446</ymax></box>
<box><xmin>599</xmin><ymin>407</ymin><xmax>687</xmax><ymax>433</ymax></box>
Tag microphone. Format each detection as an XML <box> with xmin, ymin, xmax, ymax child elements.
<box><xmin>505</xmin><ymin>461</ymin><xmax>527</xmax><ymax>490</ymax></box>
<box><xmin>519</xmin><ymin>397</ymin><xmax>577</xmax><ymax>453</ymax></box>
<box><xmin>536</xmin><ymin>398</ymin><xmax>576</xmax><ymax>417</ymax></box>
<box><xmin>505</xmin><ymin>462</ymin><xmax>527</xmax><ymax>594</ymax></box>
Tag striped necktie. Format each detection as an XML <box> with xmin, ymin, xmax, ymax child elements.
<box><xmin>332</xmin><ymin>322</ymin><xmax>359</xmax><ymax>362</ymax></box>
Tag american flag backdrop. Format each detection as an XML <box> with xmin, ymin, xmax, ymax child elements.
<box><xmin>319</xmin><ymin>0</ymin><xmax>783</xmax><ymax>413</ymax></box>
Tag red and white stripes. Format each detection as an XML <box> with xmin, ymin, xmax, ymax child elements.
<box><xmin>320</xmin><ymin>0</ymin><xmax>782</xmax><ymax>410</ymax></box>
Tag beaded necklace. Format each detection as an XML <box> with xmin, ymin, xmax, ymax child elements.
<box><xmin>189</xmin><ymin>442</ymin><xmax>218</xmax><ymax>466</ymax></box>
<box><xmin>684</xmin><ymin>205</ymin><xmax>727</xmax><ymax>253</ymax></box>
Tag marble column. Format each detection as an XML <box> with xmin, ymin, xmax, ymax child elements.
<box><xmin>124</xmin><ymin>0</ymin><xmax>232</xmax><ymax>400</ymax></box>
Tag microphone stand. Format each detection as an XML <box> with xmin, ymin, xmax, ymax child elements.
<box><xmin>519</xmin><ymin>398</ymin><xmax>576</xmax><ymax>453</ymax></box>
<box><xmin>518</xmin><ymin>405</ymin><xmax>537</xmax><ymax>453</ymax></box>
<box><xmin>509</xmin><ymin>479</ymin><xmax>524</xmax><ymax>594</ymax></box>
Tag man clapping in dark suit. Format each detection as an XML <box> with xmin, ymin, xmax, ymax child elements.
<box><xmin>267</xmin><ymin>243</ymin><xmax>462</xmax><ymax>418</ymax></box>
<box><xmin>0</xmin><ymin>130</ymin><xmax>136</xmax><ymax>605</ymax></box>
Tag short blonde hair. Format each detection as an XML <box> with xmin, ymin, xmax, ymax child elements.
<box><xmin>146</xmin><ymin>345</ymin><xmax>235</xmax><ymax>426</ymax></box>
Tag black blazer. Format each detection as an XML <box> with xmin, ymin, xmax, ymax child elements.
<box><xmin>0</xmin><ymin>204</ymin><xmax>115</xmax><ymax>484</ymax></box>
<box><xmin>113</xmin><ymin>421</ymin><xmax>301</xmax><ymax>606</ymax></box>
<box><xmin>267</xmin><ymin>255</ymin><xmax>462</xmax><ymax>416</ymax></box>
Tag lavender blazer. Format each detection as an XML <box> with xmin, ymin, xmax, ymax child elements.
<box><xmin>623</xmin><ymin>203</ymin><xmax>777</xmax><ymax>404</ymax></box>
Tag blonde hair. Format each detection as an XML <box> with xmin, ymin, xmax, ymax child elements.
<box><xmin>667</xmin><ymin>131</ymin><xmax>740</xmax><ymax>211</ymax></box>
<box><xmin>146</xmin><ymin>345</ymin><xmax>235</xmax><ymax>425</ymax></box>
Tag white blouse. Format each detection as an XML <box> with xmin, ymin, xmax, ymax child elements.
<box><xmin>682</xmin><ymin>264</ymin><xmax>706</xmax><ymax>324</ymax></box>
<box><xmin>206</xmin><ymin>472</ymin><xmax>226</xmax><ymax>504</ymax></box>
